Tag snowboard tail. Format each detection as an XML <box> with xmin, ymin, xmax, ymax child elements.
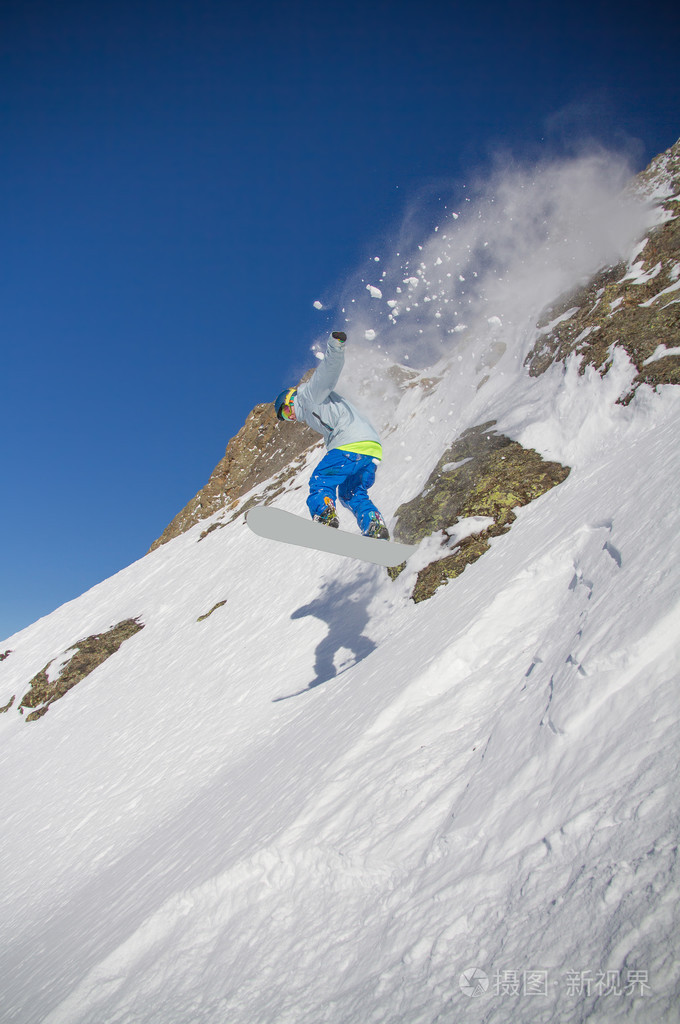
<box><xmin>246</xmin><ymin>506</ymin><xmax>416</xmax><ymax>568</ymax></box>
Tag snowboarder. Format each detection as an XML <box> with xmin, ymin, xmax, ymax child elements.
<box><xmin>274</xmin><ymin>331</ymin><xmax>390</xmax><ymax>539</ymax></box>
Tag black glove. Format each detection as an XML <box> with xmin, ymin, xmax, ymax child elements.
<box><xmin>331</xmin><ymin>331</ymin><xmax>347</xmax><ymax>343</ymax></box>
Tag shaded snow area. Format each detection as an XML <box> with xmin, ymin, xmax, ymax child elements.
<box><xmin>2</xmin><ymin>154</ymin><xmax>679</xmax><ymax>1023</ymax></box>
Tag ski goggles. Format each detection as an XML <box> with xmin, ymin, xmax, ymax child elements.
<box><xmin>279</xmin><ymin>388</ymin><xmax>297</xmax><ymax>421</ymax></box>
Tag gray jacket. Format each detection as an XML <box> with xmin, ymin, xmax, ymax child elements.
<box><xmin>294</xmin><ymin>337</ymin><xmax>381</xmax><ymax>452</ymax></box>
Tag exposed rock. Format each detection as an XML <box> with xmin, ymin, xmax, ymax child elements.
<box><xmin>635</xmin><ymin>137</ymin><xmax>680</xmax><ymax>200</ymax></box>
<box><xmin>17</xmin><ymin>618</ymin><xmax>145</xmax><ymax>722</ymax></box>
<box><xmin>525</xmin><ymin>138</ymin><xmax>680</xmax><ymax>401</ymax></box>
<box><xmin>1</xmin><ymin>650</ymin><xmax>16</xmax><ymax>714</ymax></box>
<box><xmin>197</xmin><ymin>600</ymin><xmax>227</xmax><ymax>622</ymax></box>
<box><xmin>391</xmin><ymin>423</ymin><xmax>570</xmax><ymax>602</ymax></box>
<box><xmin>150</xmin><ymin>399</ymin><xmax>319</xmax><ymax>551</ymax></box>
<box><xmin>386</xmin><ymin>364</ymin><xmax>442</xmax><ymax>395</ymax></box>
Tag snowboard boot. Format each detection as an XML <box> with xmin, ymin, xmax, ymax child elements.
<box><xmin>365</xmin><ymin>512</ymin><xmax>390</xmax><ymax>540</ymax></box>
<box><xmin>314</xmin><ymin>497</ymin><xmax>340</xmax><ymax>529</ymax></box>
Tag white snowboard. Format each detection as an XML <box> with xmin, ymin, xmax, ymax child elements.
<box><xmin>246</xmin><ymin>506</ymin><xmax>416</xmax><ymax>568</ymax></box>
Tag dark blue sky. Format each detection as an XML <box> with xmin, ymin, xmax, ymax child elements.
<box><xmin>1</xmin><ymin>0</ymin><xmax>678</xmax><ymax>639</ymax></box>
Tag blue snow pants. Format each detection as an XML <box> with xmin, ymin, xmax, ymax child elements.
<box><xmin>307</xmin><ymin>449</ymin><xmax>382</xmax><ymax>534</ymax></box>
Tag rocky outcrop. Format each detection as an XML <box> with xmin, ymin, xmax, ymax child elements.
<box><xmin>196</xmin><ymin>600</ymin><xmax>227</xmax><ymax>622</ymax></box>
<box><xmin>150</xmin><ymin>401</ymin><xmax>319</xmax><ymax>551</ymax></box>
<box><xmin>11</xmin><ymin>619</ymin><xmax>145</xmax><ymax>722</ymax></box>
<box><xmin>391</xmin><ymin>423</ymin><xmax>570</xmax><ymax>602</ymax></box>
<box><xmin>526</xmin><ymin>139</ymin><xmax>680</xmax><ymax>401</ymax></box>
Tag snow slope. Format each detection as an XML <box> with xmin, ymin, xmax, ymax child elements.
<box><xmin>1</xmin><ymin>151</ymin><xmax>679</xmax><ymax>1024</ymax></box>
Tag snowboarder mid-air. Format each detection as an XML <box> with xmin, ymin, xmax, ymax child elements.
<box><xmin>274</xmin><ymin>331</ymin><xmax>390</xmax><ymax>539</ymax></box>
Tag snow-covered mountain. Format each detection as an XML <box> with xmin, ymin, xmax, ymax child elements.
<box><xmin>1</xmin><ymin>140</ymin><xmax>679</xmax><ymax>1024</ymax></box>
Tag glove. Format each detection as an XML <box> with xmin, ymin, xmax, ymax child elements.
<box><xmin>331</xmin><ymin>331</ymin><xmax>347</xmax><ymax>343</ymax></box>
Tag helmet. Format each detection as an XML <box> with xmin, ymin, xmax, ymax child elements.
<box><xmin>274</xmin><ymin>387</ymin><xmax>297</xmax><ymax>420</ymax></box>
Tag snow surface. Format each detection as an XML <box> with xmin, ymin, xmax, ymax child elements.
<box><xmin>1</xmin><ymin>153</ymin><xmax>679</xmax><ymax>1024</ymax></box>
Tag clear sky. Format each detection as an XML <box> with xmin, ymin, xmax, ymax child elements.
<box><xmin>1</xmin><ymin>0</ymin><xmax>678</xmax><ymax>640</ymax></box>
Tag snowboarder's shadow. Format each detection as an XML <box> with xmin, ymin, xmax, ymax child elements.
<box><xmin>273</xmin><ymin>578</ymin><xmax>377</xmax><ymax>701</ymax></box>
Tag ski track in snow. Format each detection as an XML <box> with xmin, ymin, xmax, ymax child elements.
<box><xmin>1</xmin><ymin>157</ymin><xmax>679</xmax><ymax>1024</ymax></box>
